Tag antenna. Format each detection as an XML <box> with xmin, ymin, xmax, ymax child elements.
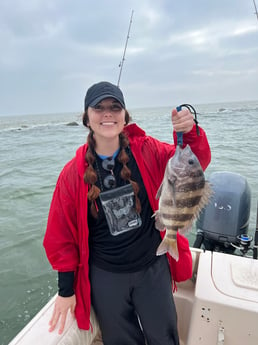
<box><xmin>117</xmin><ymin>10</ymin><xmax>134</xmax><ymax>87</ymax></box>
<box><xmin>253</xmin><ymin>0</ymin><xmax>258</xmax><ymax>21</ymax></box>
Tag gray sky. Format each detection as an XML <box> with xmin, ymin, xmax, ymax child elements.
<box><xmin>0</xmin><ymin>0</ymin><xmax>257</xmax><ymax>116</ymax></box>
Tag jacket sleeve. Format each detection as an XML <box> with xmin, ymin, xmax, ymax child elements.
<box><xmin>43</xmin><ymin>168</ymin><xmax>80</xmax><ymax>272</ymax></box>
<box><xmin>168</xmin><ymin>233</ymin><xmax>193</xmax><ymax>285</ymax></box>
<box><xmin>173</xmin><ymin>124</ymin><xmax>211</xmax><ymax>171</ymax></box>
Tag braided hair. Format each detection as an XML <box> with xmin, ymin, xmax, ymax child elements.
<box><xmin>82</xmin><ymin>109</ymin><xmax>141</xmax><ymax>218</ymax></box>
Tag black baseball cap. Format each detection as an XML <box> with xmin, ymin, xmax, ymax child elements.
<box><xmin>84</xmin><ymin>81</ymin><xmax>126</xmax><ymax>110</ymax></box>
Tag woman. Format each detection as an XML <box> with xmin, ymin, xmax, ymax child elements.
<box><xmin>43</xmin><ymin>81</ymin><xmax>211</xmax><ymax>345</ymax></box>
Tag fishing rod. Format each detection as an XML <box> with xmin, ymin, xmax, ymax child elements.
<box><xmin>253</xmin><ymin>201</ymin><xmax>258</xmax><ymax>259</ymax></box>
<box><xmin>253</xmin><ymin>0</ymin><xmax>258</xmax><ymax>21</ymax></box>
<box><xmin>117</xmin><ymin>10</ymin><xmax>134</xmax><ymax>87</ymax></box>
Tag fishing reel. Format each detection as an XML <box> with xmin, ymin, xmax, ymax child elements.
<box><xmin>194</xmin><ymin>231</ymin><xmax>255</xmax><ymax>258</ymax></box>
<box><xmin>231</xmin><ymin>234</ymin><xmax>253</xmax><ymax>256</ymax></box>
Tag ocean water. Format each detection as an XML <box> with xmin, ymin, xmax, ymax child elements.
<box><xmin>0</xmin><ymin>100</ymin><xmax>258</xmax><ymax>344</ymax></box>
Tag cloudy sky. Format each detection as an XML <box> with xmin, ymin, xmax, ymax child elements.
<box><xmin>0</xmin><ymin>0</ymin><xmax>257</xmax><ymax>116</ymax></box>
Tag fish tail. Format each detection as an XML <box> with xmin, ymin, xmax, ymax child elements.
<box><xmin>156</xmin><ymin>238</ymin><xmax>179</xmax><ymax>261</ymax></box>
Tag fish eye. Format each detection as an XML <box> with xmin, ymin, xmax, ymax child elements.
<box><xmin>188</xmin><ymin>159</ymin><xmax>194</xmax><ymax>165</ymax></box>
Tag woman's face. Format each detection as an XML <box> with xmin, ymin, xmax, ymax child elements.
<box><xmin>87</xmin><ymin>98</ymin><xmax>126</xmax><ymax>142</ymax></box>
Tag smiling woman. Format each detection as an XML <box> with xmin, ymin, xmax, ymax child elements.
<box><xmin>83</xmin><ymin>82</ymin><xmax>129</xmax><ymax>156</ymax></box>
<box><xmin>43</xmin><ymin>80</ymin><xmax>211</xmax><ymax>345</ymax></box>
<box><xmin>87</xmin><ymin>99</ymin><xmax>126</xmax><ymax>149</ymax></box>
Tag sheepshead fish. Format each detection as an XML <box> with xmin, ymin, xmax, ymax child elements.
<box><xmin>154</xmin><ymin>144</ymin><xmax>211</xmax><ymax>261</ymax></box>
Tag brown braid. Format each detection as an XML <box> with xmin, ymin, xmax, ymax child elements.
<box><xmin>118</xmin><ymin>133</ymin><xmax>141</xmax><ymax>214</ymax></box>
<box><xmin>83</xmin><ymin>131</ymin><xmax>100</xmax><ymax>218</ymax></box>
<box><xmin>82</xmin><ymin>109</ymin><xmax>141</xmax><ymax>218</ymax></box>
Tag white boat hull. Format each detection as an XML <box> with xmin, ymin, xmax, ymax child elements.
<box><xmin>8</xmin><ymin>249</ymin><xmax>258</xmax><ymax>345</ymax></box>
<box><xmin>175</xmin><ymin>250</ymin><xmax>258</xmax><ymax>344</ymax></box>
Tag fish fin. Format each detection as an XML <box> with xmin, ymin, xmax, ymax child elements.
<box><xmin>168</xmin><ymin>172</ymin><xmax>177</xmax><ymax>185</ymax></box>
<box><xmin>195</xmin><ymin>182</ymin><xmax>213</xmax><ymax>218</ymax></box>
<box><xmin>167</xmin><ymin>240</ymin><xmax>179</xmax><ymax>261</ymax></box>
<box><xmin>179</xmin><ymin>225</ymin><xmax>192</xmax><ymax>235</ymax></box>
<box><xmin>155</xmin><ymin>182</ymin><xmax>164</xmax><ymax>199</ymax></box>
<box><xmin>155</xmin><ymin>219</ymin><xmax>165</xmax><ymax>231</ymax></box>
<box><xmin>172</xmin><ymin>184</ymin><xmax>177</xmax><ymax>206</ymax></box>
<box><xmin>153</xmin><ymin>211</ymin><xmax>165</xmax><ymax>231</ymax></box>
<box><xmin>203</xmin><ymin>181</ymin><xmax>213</xmax><ymax>202</ymax></box>
<box><xmin>156</xmin><ymin>238</ymin><xmax>179</xmax><ymax>261</ymax></box>
<box><xmin>167</xmin><ymin>175</ymin><xmax>177</xmax><ymax>205</ymax></box>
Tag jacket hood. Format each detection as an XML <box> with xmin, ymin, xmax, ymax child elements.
<box><xmin>123</xmin><ymin>123</ymin><xmax>146</xmax><ymax>138</ymax></box>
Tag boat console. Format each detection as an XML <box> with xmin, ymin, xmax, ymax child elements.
<box><xmin>175</xmin><ymin>249</ymin><xmax>258</xmax><ymax>345</ymax></box>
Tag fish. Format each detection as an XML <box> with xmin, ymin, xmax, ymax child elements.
<box><xmin>154</xmin><ymin>144</ymin><xmax>211</xmax><ymax>261</ymax></box>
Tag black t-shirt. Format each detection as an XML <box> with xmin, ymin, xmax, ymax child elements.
<box><xmin>88</xmin><ymin>148</ymin><xmax>161</xmax><ymax>273</ymax></box>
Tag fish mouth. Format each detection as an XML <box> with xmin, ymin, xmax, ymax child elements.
<box><xmin>176</xmin><ymin>144</ymin><xmax>193</xmax><ymax>158</ymax></box>
<box><xmin>172</xmin><ymin>144</ymin><xmax>200</xmax><ymax>168</ymax></box>
<box><xmin>176</xmin><ymin>144</ymin><xmax>191</xmax><ymax>153</ymax></box>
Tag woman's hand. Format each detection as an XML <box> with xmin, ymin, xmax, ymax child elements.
<box><xmin>172</xmin><ymin>108</ymin><xmax>194</xmax><ymax>134</ymax></box>
<box><xmin>48</xmin><ymin>295</ymin><xmax>76</xmax><ymax>334</ymax></box>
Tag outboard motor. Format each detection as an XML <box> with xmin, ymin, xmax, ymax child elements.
<box><xmin>194</xmin><ymin>171</ymin><xmax>251</xmax><ymax>254</ymax></box>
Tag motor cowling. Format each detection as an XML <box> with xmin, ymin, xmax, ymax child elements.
<box><xmin>195</xmin><ymin>171</ymin><xmax>251</xmax><ymax>253</ymax></box>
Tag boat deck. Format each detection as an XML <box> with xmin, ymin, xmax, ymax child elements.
<box><xmin>8</xmin><ymin>249</ymin><xmax>258</xmax><ymax>345</ymax></box>
<box><xmin>7</xmin><ymin>280</ymin><xmax>190</xmax><ymax>345</ymax></box>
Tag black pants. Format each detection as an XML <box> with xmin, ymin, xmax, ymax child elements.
<box><xmin>90</xmin><ymin>255</ymin><xmax>179</xmax><ymax>345</ymax></box>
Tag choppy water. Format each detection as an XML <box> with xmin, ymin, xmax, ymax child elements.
<box><xmin>0</xmin><ymin>100</ymin><xmax>258</xmax><ymax>344</ymax></box>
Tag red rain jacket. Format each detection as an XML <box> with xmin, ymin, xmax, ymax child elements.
<box><xmin>43</xmin><ymin>123</ymin><xmax>211</xmax><ymax>330</ymax></box>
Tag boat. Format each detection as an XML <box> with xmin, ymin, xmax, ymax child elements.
<box><xmin>8</xmin><ymin>171</ymin><xmax>258</xmax><ymax>345</ymax></box>
<box><xmin>7</xmin><ymin>250</ymin><xmax>258</xmax><ymax>345</ymax></box>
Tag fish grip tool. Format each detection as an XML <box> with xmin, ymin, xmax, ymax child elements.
<box><xmin>175</xmin><ymin>104</ymin><xmax>200</xmax><ymax>146</ymax></box>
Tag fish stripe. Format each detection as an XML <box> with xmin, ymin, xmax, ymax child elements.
<box><xmin>176</xmin><ymin>196</ymin><xmax>202</xmax><ymax>208</ymax></box>
<box><xmin>165</xmin><ymin>225</ymin><xmax>180</xmax><ymax>231</ymax></box>
<box><xmin>174</xmin><ymin>197</ymin><xmax>202</xmax><ymax>206</ymax></box>
<box><xmin>161</xmin><ymin>199</ymin><xmax>174</xmax><ymax>207</ymax></box>
<box><xmin>188</xmin><ymin>169</ymin><xmax>204</xmax><ymax>178</ymax></box>
<box><xmin>176</xmin><ymin>180</ymin><xmax>205</xmax><ymax>192</ymax></box>
<box><xmin>161</xmin><ymin>195</ymin><xmax>202</xmax><ymax>209</ymax></box>
<box><xmin>162</xmin><ymin>213</ymin><xmax>193</xmax><ymax>221</ymax></box>
<box><xmin>166</xmin><ymin>232</ymin><xmax>177</xmax><ymax>239</ymax></box>
<box><xmin>160</xmin><ymin>188</ymin><xmax>204</xmax><ymax>201</ymax></box>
